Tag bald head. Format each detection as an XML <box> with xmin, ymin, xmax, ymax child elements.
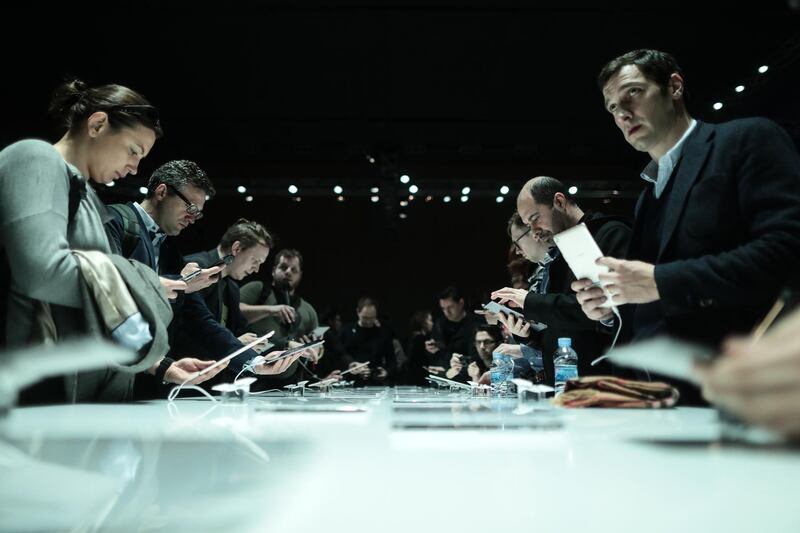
<box><xmin>516</xmin><ymin>176</ymin><xmax>581</xmax><ymax>242</ymax></box>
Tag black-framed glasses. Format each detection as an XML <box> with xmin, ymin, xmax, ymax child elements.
<box><xmin>166</xmin><ymin>184</ymin><xmax>203</xmax><ymax>220</ymax></box>
<box><xmin>513</xmin><ymin>226</ymin><xmax>532</xmax><ymax>252</ymax></box>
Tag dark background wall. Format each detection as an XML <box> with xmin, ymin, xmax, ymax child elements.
<box><xmin>3</xmin><ymin>1</ymin><xmax>799</xmax><ymax>343</ymax></box>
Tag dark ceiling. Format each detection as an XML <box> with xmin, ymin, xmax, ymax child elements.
<box><xmin>4</xmin><ymin>1</ymin><xmax>799</xmax><ymax>200</ymax></box>
<box><xmin>3</xmin><ymin>1</ymin><xmax>800</xmax><ymax>330</ymax></box>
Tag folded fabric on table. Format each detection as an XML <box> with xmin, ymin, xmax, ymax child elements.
<box><xmin>552</xmin><ymin>375</ymin><xmax>680</xmax><ymax>408</ymax></box>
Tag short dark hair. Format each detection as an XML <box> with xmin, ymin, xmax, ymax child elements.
<box><xmin>409</xmin><ymin>310</ymin><xmax>432</xmax><ymax>332</ymax></box>
<box><xmin>475</xmin><ymin>325</ymin><xmax>502</xmax><ymax>344</ymax></box>
<box><xmin>597</xmin><ymin>49</ymin><xmax>688</xmax><ymax>106</ymax></box>
<box><xmin>219</xmin><ymin>218</ymin><xmax>273</xmax><ymax>252</ymax></box>
<box><xmin>438</xmin><ymin>286</ymin><xmax>463</xmax><ymax>302</ymax></box>
<box><xmin>146</xmin><ymin>160</ymin><xmax>215</xmax><ymax>199</ymax></box>
<box><xmin>274</xmin><ymin>249</ymin><xmax>304</xmax><ymax>271</ymax></box>
<box><xmin>357</xmin><ymin>296</ymin><xmax>378</xmax><ymax>312</ymax></box>
<box><xmin>507</xmin><ymin>211</ymin><xmax>527</xmax><ymax>238</ymax></box>
<box><xmin>49</xmin><ymin>77</ymin><xmax>163</xmax><ymax>137</ymax></box>
<box><xmin>528</xmin><ymin>176</ymin><xmax>573</xmax><ymax>207</ymax></box>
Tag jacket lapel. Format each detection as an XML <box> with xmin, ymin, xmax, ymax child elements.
<box><xmin>657</xmin><ymin>121</ymin><xmax>715</xmax><ymax>259</ymax></box>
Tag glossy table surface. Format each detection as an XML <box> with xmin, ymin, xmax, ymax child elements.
<box><xmin>1</xmin><ymin>387</ymin><xmax>798</xmax><ymax>533</ymax></box>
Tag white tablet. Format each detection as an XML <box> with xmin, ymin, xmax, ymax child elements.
<box><xmin>552</xmin><ymin>223</ymin><xmax>615</xmax><ymax>307</ymax></box>
<box><xmin>188</xmin><ymin>331</ymin><xmax>274</xmax><ymax>380</ymax></box>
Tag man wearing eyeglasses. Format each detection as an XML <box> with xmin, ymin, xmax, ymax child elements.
<box><xmin>491</xmin><ymin>176</ymin><xmax>632</xmax><ymax>382</ymax></box>
<box><xmin>106</xmin><ymin>160</ymin><xmax>222</xmax><ymax>294</ymax></box>
<box><xmin>106</xmin><ymin>160</ymin><xmax>226</xmax><ymax>398</ymax></box>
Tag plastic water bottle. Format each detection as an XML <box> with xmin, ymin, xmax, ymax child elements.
<box><xmin>490</xmin><ymin>351</ymin><xmax>514</xmax><ymax>396</ymax></box>
<box><xmin>553</xmin><ymin>337</ymin><xmax>578</xmax><ymax>396</ymax></box>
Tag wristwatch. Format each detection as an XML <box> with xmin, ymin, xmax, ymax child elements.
<box><xmin>154</xmin><ymin>357</ymin><xmax>176</xmax><ymax>384</ymax></box>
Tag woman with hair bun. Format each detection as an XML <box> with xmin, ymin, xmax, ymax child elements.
<box><xmin>0</xmin><ymin>79</ymin><xmax>224</xmax><ymax>403</ymax></box>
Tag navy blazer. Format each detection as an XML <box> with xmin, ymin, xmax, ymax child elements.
<box><xmin>626</xmin><ymin>118</ymin><xmax>800</xmax><ymax>347</ymax></box>
<box><xmin>175</xmin><ymin>249</ymin><xmax>258</xmax><ymax>372</ymax></box>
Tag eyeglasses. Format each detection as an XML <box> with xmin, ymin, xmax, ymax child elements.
<box><xmin>166</xmin><ymin>184</ymin><xmax>203</xmax><ymax>220</ymax></box>
<box><xmin>106</xmin><ymin>104</ymin><xmax>161</xmax><ymax>127</ymax></box>
<box><xmin>512</xmin><ymin>226</ymin><xmax>532</xmax><ymax>252</ymax></box>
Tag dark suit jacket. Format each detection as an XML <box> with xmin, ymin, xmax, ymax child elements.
<box><xmin>624</xmin><ymin>118</ymin><xmax>800</xmax><ymax>403</ymax></box>
<box><xmin>175</xmin><ymin>249</ymin><xmax>258</xmax><ymax>372</ymax></box>
<box><xmin>523</xmin><ymin>211</ymin><xmax>632</xmax><ymax>383</ymax></box>
<box><xmin>627</xmin><ymin>118</ymin><xmax>800</xmax><ymax>345</ymax></box>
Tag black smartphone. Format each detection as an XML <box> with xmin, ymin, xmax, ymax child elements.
<box><xmin>181</xmin><ymin>254</ymin><xmax>234</xmax><ymax>282</ymax></box>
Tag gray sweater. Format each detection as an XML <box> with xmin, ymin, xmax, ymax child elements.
<box><xmin>0</xmin><ymin>139</ymin><xmax>111</xmax><ymax>346</ymax></box>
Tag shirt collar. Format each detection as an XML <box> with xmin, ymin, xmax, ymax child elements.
<box><xmin>132</xmin><ymin>202</ymin><xmax>164</xmax><ymax>236</ymax></box>
<box><xmin>641</xmin><ymin>119</ymin><xmax>697</xmax><ymax>183</ymax></box>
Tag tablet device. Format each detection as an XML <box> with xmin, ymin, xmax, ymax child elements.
<box><xmin>188</xmin><ymin>330</ymin><xmax>274</xmax><ymax>380</ymax></box>
<box><xmin>181</xmin><ymin>254</ymin><xmax>234</xmax><ymax>282</ymax></box>
<box><xmin>311</xmin><ymin>326</ymin><xmax>330</xmax><ymax>339</ymax></box>
<box><xmin>265</xmin><ymin>340</ymin><xmax>325</xmax><ymax>362</ymax></box>
<box><xmin>339</xmin><ymin>361</ymin><xmax>370</xmax><ymax>376</ymax></box>
<box><xmin>604</xmin><ymin>337</ymin><xmax>714</xmax><ymax>385</ymax></box>
<box><xmin>426</xmin><ymin>374</ymin><xmax>471</xmax><ymax>390</ymax></box>
<box><xmin>552</xmin><ymin>223</ymin><xmax>615</xmax><ymax>308</ymax></box>
<box><xmin>482</xmin><ymin>300</ymin><xmax>524</xmax><ymax>319</ymax></box>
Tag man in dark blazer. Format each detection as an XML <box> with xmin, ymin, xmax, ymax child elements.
<box><xmin>105</xmin><ymin>160</ymin><xmax>224</xmax><ymax>397</ymax></box>
<box><xmin>492</xmin><ymin>176</ymin><xmax>632</xmax><ymax>382</ymax></box>
<box><xmin>178</xmin><ymin>219</ymin><xmax>303</xmax><ymax>377</ymax></box>
<box><xmin>105</xmin><ymin>159</ymin><xmax>220</xmax><ymax>286</ymax></box>
<box><xmin>573</xmin><ymin>49</ymin><xmax>800</xmax><ymax>402</ymax></box>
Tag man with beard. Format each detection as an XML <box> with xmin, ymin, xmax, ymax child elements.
<box><xmin>239</xmin><ymin>249</ymin><xmax>318</xmax><ymax>348</ymax></box>
<box><xmin>492</xmin><ymin>176</ymin><xmax>632</xmax><ymax>382</ymax></box>
<box><xmin>239</xmin><ymin>249</ymin><xmax>337</xmax><ymax>385</ymax></box>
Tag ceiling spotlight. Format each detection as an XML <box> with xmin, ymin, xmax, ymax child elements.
<box><xmin>400</xmin><ymin>200</ymin><xmax>408</xmax><ymax>207</ymax></box>
<box><xmin>370</xmin><ymin>187</ymin><xmax>379</xmax><ymax>193</ymax></box>
<box><xmin>500</xmin><ymin>185</ymin><xmax>510</xmax><ymax>195</ymax></box>
<box><xmin>443</xmin><ymin>196</ymin><xmax>452</xmax><ymax>203</ymax></box>
<box><xmin>139</xmin><ymin>186</ymin><xmax>148</xmax><ymax>195</ymax></box>
<box><xmin>371</xmin><ymin>195</ymin><xmax>380</xmax><ymax>203</ymax></box>
<box><xmin>460</xmin><ymin>195</ymin><xmax>469</xmax><ymax>203</ymax></box>
<box><xmin>205</xmin><ymin>195</ymin><xmax>210</xmax><ymax>201</ymax></box>
<box><xmin>293</xmin><ymin>197</ymin><xmax>302</xmax><ymax>202</ymax></box>
<box><xmin>461</xmin><ymin>186</ymin><xmax>471</xmax><ymax>195</ymax></box>
<box><xmin>337</xmin><ymin>195</ymin><xmax>345</xmax><ymax>202</ymax></box>
<box><xmin>758</xmin><ymin>65</ymin><xmax>769</xmax><ymax>74</ymax></box>
<box><xmin>400</xmin><ymin>175</ymin><xmax>411</xmax><ymax>184</ymax></box>
<box><xmin>425</xmin><ymin>195</ymin><xmax>433</xmax><ymax>202</ymax></box>
<box><xmin>735</xmin><ymin>85</ymin><xmax>745</xmax><ymax>93</ymax></box>
<box><xmin>245</xmin><ymin>195</ymin><xmax>253</xmax><ymax>202</ymax></box>
<box><xmin>288</xmin><ymin>185</ymin><xmax>298</xmax><ymax>194</ymax></box>
<box><xmin>237</xmin><ymin>186</ymin><xmax>247</xmax><ymax>194</ymax></box>
<box><xmin>399</xmin><ymin>213</ymin><xmax>408</xmax><ymax>219</ymax></box>
<box><xmin>495</xmin><ymin>196</ymin><xmax>504</xmax><ymax>203</ymax></box>
<box><xmin>568</xmin><ymin>186</ymin><xmax>578</xmax><ymax>195</ymax></box>
<box><xmin>367</xmin><ymin>155</ymin><xmax>376</xmax><ymax>163</ymax></box>
<box><xmin>713</xmin><ymin>102</ymin><xmax>723</xmax><ymax>111</ymax></box>
<box><xmin>409</xmin><ymin>184</ymin><xmax>419</xmax><ymax>194</ymax></box>
<box><xmin>333</xmin><ymin>185</ymin><xmax>343</xmax><ymax>194</ymax></box>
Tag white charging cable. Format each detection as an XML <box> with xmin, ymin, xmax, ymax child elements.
<box><xmin>590</xmin><ymin>306</ymin><xmax>623</xmax><ymax>367</ymax></box>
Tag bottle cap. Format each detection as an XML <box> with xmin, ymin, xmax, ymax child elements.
<box><xmin>557</xmin><ymin>337</ymin><xmax>572</xmax><ymax>348</ymax></box>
